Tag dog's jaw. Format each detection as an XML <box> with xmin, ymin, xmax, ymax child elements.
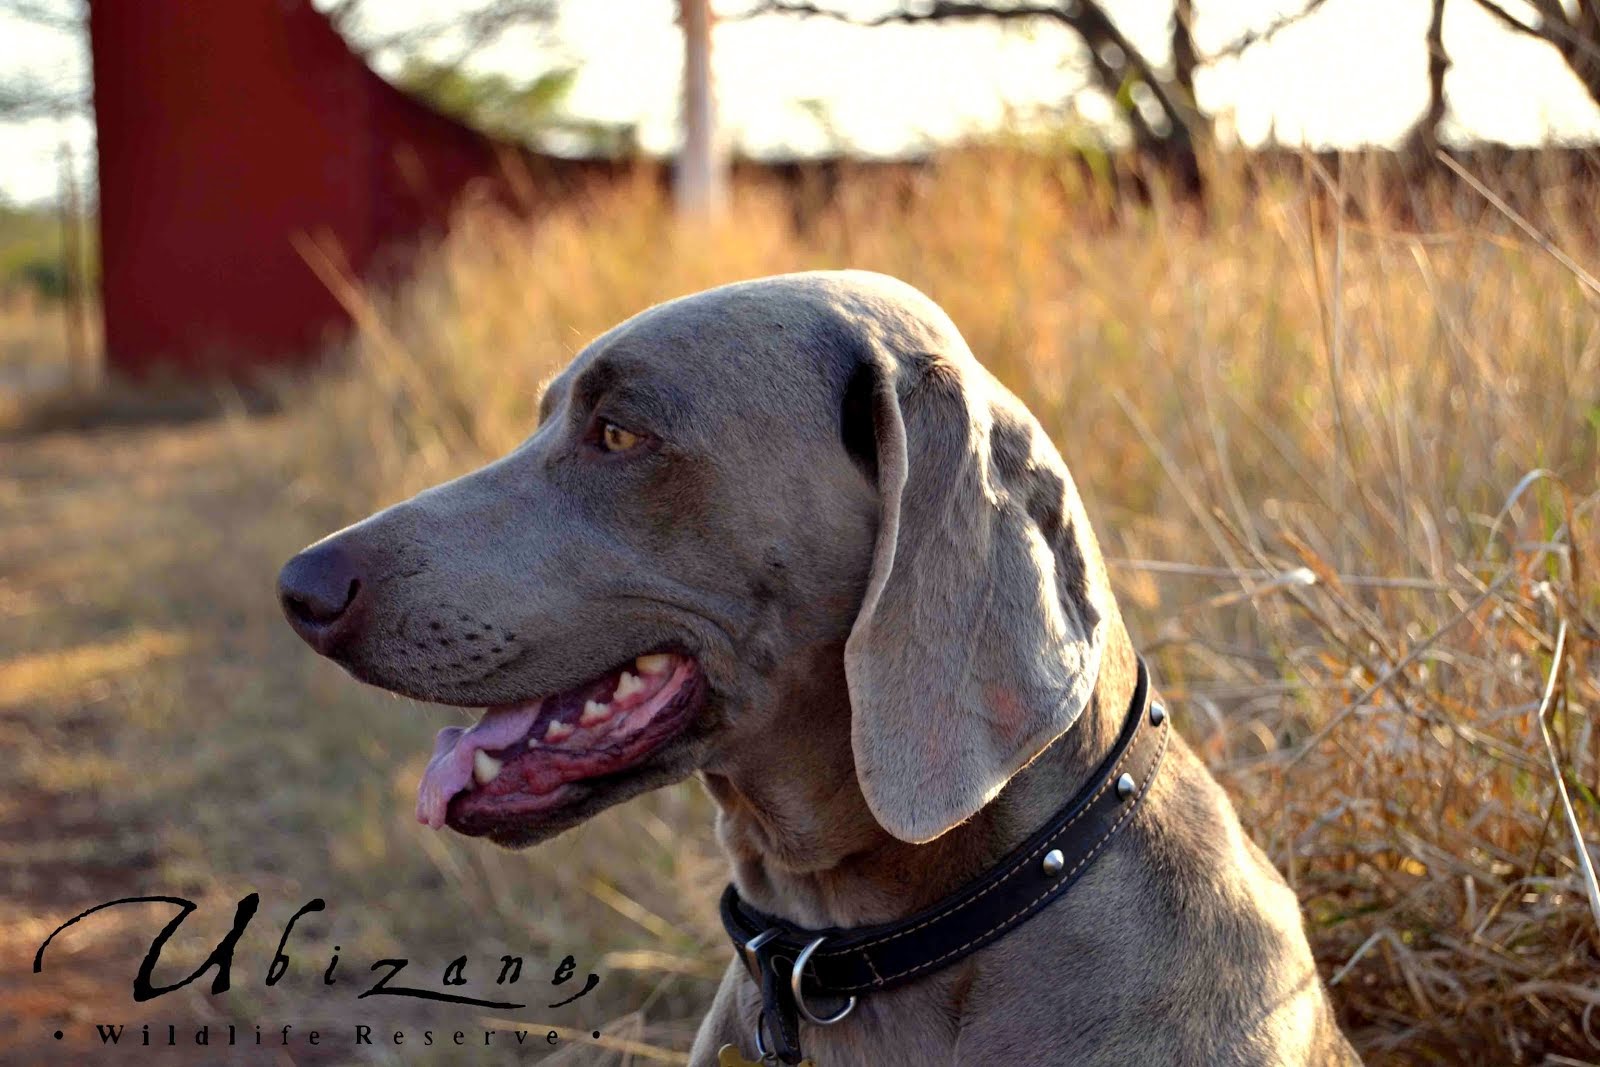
<box><xmin>410</xmin><ymin>654</ymin><xmax>710</xmax><ymax>842</ymax></box>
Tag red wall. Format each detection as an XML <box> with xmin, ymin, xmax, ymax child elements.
<box><xmin>89</xmin><ymin>0</ymin><xmax>545</xmax><ymax>376</ymax></box>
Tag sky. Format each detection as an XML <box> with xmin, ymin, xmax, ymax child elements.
<box><xmin>1</xmin><ymin>0</ymin><xmax>1598</xmax><ymax>205</ymax></box>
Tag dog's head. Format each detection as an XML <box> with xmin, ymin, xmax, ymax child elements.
<box><xmin>278</xmin><ymin>271</ymin><xmax>1112</xmax><ymax>848</ymax></box>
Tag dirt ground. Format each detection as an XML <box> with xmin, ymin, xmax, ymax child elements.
<box><xmin>0</xmin><ymin>407</ymin><xmax>721</xmax><ymax>1065</ymax></box>
<box><xmin>3</xmin><ymin>417</ymin><xmax>376</xmax><ymax>1067</ymax></box>
<box><xmin>0</xmin><ymin>418</ymin><xmax>281</xmax><ymax>1063</ymax></box>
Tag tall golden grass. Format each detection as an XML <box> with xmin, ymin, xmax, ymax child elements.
<box><xmin>277</xmin><ymin>151</ymin><xmax>1597</xmax><ymax>1060</ymax></box>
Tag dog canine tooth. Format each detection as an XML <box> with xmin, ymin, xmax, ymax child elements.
<box><xmin>545</xmin><ymin>720</ymin><xmax>575</xmax><ymax>742</ymax></box>
<box><xmin>580</xmin><ymin>699</ymin><xmax>613</xmax><ymax>726</ymax></box>
<box><xmin>472</xmin><ymin>750</ymin><xmax>503</xmax><ymax>786</ymax></box>
<box><xmin>614</xmin><ymin>670</ymin><xmax>646</xmax><ymax>701</ymax></box>
<box><xmin>635</xmin><ymin>654</ymin><xmax>672</xmax><ymax>675</ymax></box>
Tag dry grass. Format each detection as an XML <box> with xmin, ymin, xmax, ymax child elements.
<box><xmin>295</xmin><ymin>150</ymin><xmax>1600</xmax><ymax>1062</ymax></box>
<box><xmin>3</xmin><ymin>149</ymin><xmax>1597</xmax><ymax>1064</ymax></box>
<box><xmin>0</xmin><ymin>291</ymin><xmax>88</xmax><ymax>399</ymax></box>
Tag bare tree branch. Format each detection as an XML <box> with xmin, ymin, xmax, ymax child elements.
<box><xmin>0</xmin><ymin>1</ymin><xmax>88</xmax><ymax>124</ymax></box>
<box><xmin>1171</xmin><ymin>0</ymin><xmax>1199</xmax><ymax>100</ymax></box>
<box><xmin>1205</xmin><ymin>0</ymin><xmax>1330</xmax><ymax>62</ymax></box>
<box><xmin>739</xmin><ymin>0</ymin><xmax>1061</xmax><ymax>26</ymax></box>
<box><xmin>1527</xmin><ymin>0</ymin><xmax>1568</xmax><ymax>25</ymax></box>
<box><xmin>737</xmin><ymin>0</ymin><xmax>1199</xmax><ymax>149</ymax></box>
<box><xmin>0</xmin><ymin>82</ymin><xmax>84</xmax><ymax>121</ymax></box>
<box><xmin>1582</xmin><ymin>0</ymin><xmax>1600</xmax><ymax>47</ymax></box>
<box><xmin>323</xmin><ymin>0</ymin><xmax>363</xmax><ymax>32</ymax></box>
<box><xmin>0</xmin><ymin>0</ymin><xmax>84</xmax><ymax>33</ymax></box>
<box><xmin>1464</xmin><ymin>0</ymin><xmax>1600</xmax><ymax>107</ymax></box>
<box><xmin>1465</xmin><ymin>0</ymin><xmax>1544</xmax><ymax>36</ymax></box>
<box><xmin>1411</xmin><ymin>0</ymin><xmax>1449</xmax><ymax>152</ymax></box>
<box><xmin>1464</xmin><ymin>0</ymin><xmax>1600</xmax><ymax>62</ymax></box>
<box><xmin>336</xmin><ymin>0</ymin><xmax>557</xmax><ymax>64</ymax></box>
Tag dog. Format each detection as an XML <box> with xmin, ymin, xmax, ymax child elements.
<box><xmin>279</xmin><ymin>271</ymin><xmax>1358</xmax><ymax>1065</ymax></box>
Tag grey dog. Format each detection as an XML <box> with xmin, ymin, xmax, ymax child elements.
<box><xmin>279</xmin><ymin>271</ymin><xmax>1359</xmax><ymax>1065</ymax></box>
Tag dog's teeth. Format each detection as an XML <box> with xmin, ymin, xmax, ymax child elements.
<box><xmin>472</xmin><ymin>750</ymin><xmax>503</xmax><ymax>786</ymax></box>
<box><xmin>614</xmin><ymin>671</ymin><xmax>646</xmax><ymax>701</ymax></box>
<box><xmin>635</xmin><ymin>654</ymin><xmax>672</xmax><ymax>675</ymax></box>
<box><xmin>579</xmin><ymin>699</ymin><xmax>613</xmax><ymax>726</ymax></box>
<box><xmin>544</xmin><ymin>720</ymin><xmax>575</xmax><ymax>742</ymax></box>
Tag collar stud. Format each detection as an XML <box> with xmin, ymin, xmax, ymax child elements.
<box><xmin>719</xmin><ymin>656</ymin><xmax>1169</xmax><ymax>1067</ymax></box>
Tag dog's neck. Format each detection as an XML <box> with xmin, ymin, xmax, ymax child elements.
<box><xmin>701</xmin><ymin>618</ymin><xmax>1141</xmax><ymax>930</ymax></box>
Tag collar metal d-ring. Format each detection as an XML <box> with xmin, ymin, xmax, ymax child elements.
<box><xmin>741</xmin><ymin>927</ymin><xmax>781</xmax><ymax>981</ymax></box>
<box><xmin>742</xmin><ymin>930</ymin><xmax>783</xmax><ymax>1062</ymax></box>
<box><xmin>753</xmin><ymin>1011</ymin><xmax>778</xmax><ymax>1061</ymax></box>
<box><xmin>791</xmin><ymin>936</ymin><xmax>856</xmax><ymax>1026</ymax></box>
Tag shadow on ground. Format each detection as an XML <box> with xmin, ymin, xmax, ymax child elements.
<box><xmin>0</xmin><ymin>408</ymin><xmax>725</xmax><ymax>1065</ymax></box>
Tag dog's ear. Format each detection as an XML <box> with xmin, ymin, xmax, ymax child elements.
<box><xmin>843</xmin><ymin>347</ymin><xmax>1106</xmax><ymax>844</ymax></box>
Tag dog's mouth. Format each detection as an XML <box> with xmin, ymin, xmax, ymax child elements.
<box><xmin>415</xmin><ymin>652</ymin><xmax>706</xmax><ymax>836</ymax></box>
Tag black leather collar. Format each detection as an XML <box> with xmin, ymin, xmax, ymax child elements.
<box><xmin>719</xmin><ymin>656</ymin><xmax>1168</xmax><ymax>1064</ymax></box>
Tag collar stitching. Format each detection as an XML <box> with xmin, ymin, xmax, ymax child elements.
<box><xmin>823</xmin><ymin>689</ymin><xmax>1157</xmax><ymax>957</ymax></box>
<box><xmin>844</xmin><ymin>720</ymin><xmax>1168</xmax><ymax>989</ymax></box>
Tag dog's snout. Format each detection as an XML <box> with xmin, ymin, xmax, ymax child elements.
<box><xmin>278</xmin><ymin>541</ymin><xmax>365</xmax><ymax>654</ymax></box>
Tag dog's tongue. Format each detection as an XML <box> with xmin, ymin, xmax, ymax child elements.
<box><xmin>415</xmin><ymin>703</ymin><xmax>541</xmax><ymax>829</ymax></box>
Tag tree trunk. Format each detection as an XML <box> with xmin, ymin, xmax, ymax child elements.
<box><xmin>1419</xmin><ymin>0</ymin><xmax>1449</xmax><ymax>151</ymax></box>
<box><xmin>1559</xmin><ymin>0</ymin><xmax>1600</xmax><ymax>110</ymax></box>
<box><xmin>676</xmin><ymin>0</ymin><xmax>727</xmax><ymax>221</ymax></box>
<box><xmin>1171</xmin><ymin>0</ymin><xmax>1199</xmax><ymax>113</ymax></box>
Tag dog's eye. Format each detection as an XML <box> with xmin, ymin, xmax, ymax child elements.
<box><xmin>598</xmin><ymin>420</ymin><xmax>642</xmax><ymax>453</ymax></box>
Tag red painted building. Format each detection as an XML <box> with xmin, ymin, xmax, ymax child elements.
<box><xmin>88</xmin><ymin>0</ymin><xmax>608</xmax><ymax>376</ymax></box>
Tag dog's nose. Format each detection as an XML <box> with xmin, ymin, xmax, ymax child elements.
<box><xmin>278</xmin><ymin>540</ymin><xmax>365</xmax><ymax>654</ymax></box>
